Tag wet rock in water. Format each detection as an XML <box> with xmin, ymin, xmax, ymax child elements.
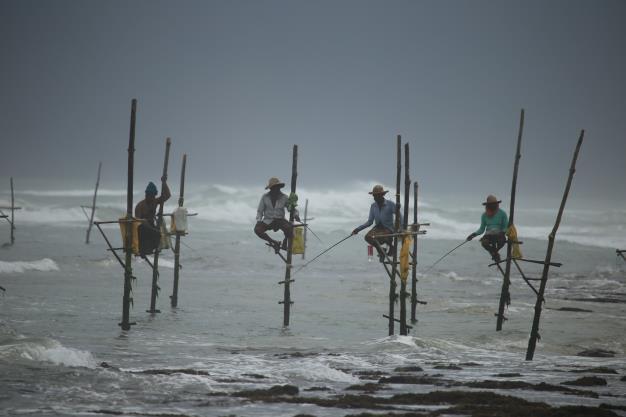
<box><xmin>99</xmin><ymin>362</ymin><xmax>110</xmax><ymax>368</ymax></box>
<box><xmin>345</xmin><ymin>383</ymin><xmax>387</xmax><ymax>393</ymax></box>
<box><xmin>241</xmin><ymin>373</ymin><xmax>267</xmax><ymax>379</ymax></box>
<box><xmin>304</xmin><ymin>386</ymin><xmax>331</xmax><ymax>392</ymax></box>
<box><xmin>462</xmin><ymin>380</ymin><xmax>598</xmax><ymax>398</ymax></box>
<box><xmin>458</xmin><ymin>362</ymin><xmax>482</xmax><ymax>367</ymax></box>
<box><xmin>292</xmin><ymin>415</ymin><xmax>318</xmax><ymax>417</ymax></box>
<box><xmin>136</xmin><ymin>368</ymin><xmax>210</xmax><ymax>376</ymax></box>
<box><xmin>233</xmin><ymin>384</ymin><xmax>299</xmax><ymax>399</ymax></box>
<box><xmin>562</xmin><ymin>376</ymin><xmax>608</xmax><ymax>386</ymax></box>
<box><xmin>433</xmin><ymin>364</ymin><xmax>462</xmax><ymax>370</ymax></box>
<box><xmin>577</xmin><ymin>349</ymin><xmax>616</xmax><ymax>358</ymax></box>
<box><xmin>621</xmin><ymin>376</ymin><xmax>626</xmax><ymax>382</ymax></box>
<box><xmin>601</xmin><ymin>404</ymin><xmax>626</xmax><ymax>412</ymax></box>
<box><xmin>393</xmin><ymin>366</ymin><xmax>423</xmax><ymax>372</ymax></box>
<box><xmin>378</xmin><ymin>375</ymin><xmax>442</xmax><ymax>385</ymax></box>
<box><xmin>549</xmin><ymin>306</ymin><xmax>593</xmax><ymax>313</ymax></box>
<box><xmin>493</xmin><ymin>373</ymin><xmax>523</xmax><ymax>378</ymax></box>
<box><xmin>569</xmin><ymin>367</ymin><xmax>618</xmax><ymax>374</ymax></box>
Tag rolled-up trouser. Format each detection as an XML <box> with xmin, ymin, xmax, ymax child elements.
<box><xmin>138</xmin><ymin>223</ymin><xmax>160</xmax><ymax>256</ymax></box>
<box><xmin>480</xmin><ymin>232</ymin><xmax>506</xmax><ymax>258</ymax></box>
<box><xmin>254</xmin><ymin>219</ymin><xmax>293</xmax><ymax>241</ymax></box>
<box><xmin>364</xmin><ymin>225</ymin><xmax>393</xmax><ymax>248</ymax></box>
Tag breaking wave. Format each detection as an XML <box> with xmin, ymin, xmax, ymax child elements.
<box><xmin>0</xmin><ymin>258</ymin><xmax>59</xmax><ymax>274</ymax></box>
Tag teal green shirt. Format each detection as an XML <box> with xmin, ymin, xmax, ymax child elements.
<box><xmin>475</xmin><ymin>209</ymin><xmax>509</xmax><ymax>235</ymax></box>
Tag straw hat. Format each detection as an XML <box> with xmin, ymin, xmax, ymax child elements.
<box><xmin>482</xmin><ymin>195</ymin><xmax>502</xmax><ymax>205</ymax></box>
<box><xmin>369</xmin><ymin>185</ymin><xmax>389</xmax><ymax>195</ymax></box>
<box><xmin>265</xmin><ymin>177</ymin><xmax>285</xmax><ymax>190</ymax></box>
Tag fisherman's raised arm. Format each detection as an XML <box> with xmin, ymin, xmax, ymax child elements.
<box><xmin>157</xmin><ymin>178</ymin><xmax>171</xmax><ymax>204</ymax></box>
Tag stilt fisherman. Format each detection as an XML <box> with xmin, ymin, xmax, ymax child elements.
<box><xmin>254</xmin><ymin>177</ymin><xmax>299</xmax><ymax>253</ymax></box>
<box><xmin>352</xmin><ymin>185</ymin><xmax>401</xmax><ymax>258</ymax></box>
<box><xmin>467</xmin><ymin>194</ymin><xmax>509</xmax><ymax>262</ymax></box>
<box><xmin>135</xmin><ymin>178</ymin><xmax>171</xmax><ymax>255</ymax></box>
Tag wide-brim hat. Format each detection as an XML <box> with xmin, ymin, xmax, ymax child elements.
<box><xmin>369</xmin><ymin>184</ymin><xmax>389</xmax><ymax>195</ymax></box>
<box><xmin>482</xmin><ymin>194</ymin><xmax>502</xmax><ymax>205</ymax></box>
<box><xmin>265</xmin><ymin>177</ymin><xmax>285</xmax><ymax>190</ymax></box>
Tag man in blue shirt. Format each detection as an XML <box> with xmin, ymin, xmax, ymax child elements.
<box><xmin>352</xmin><ymin>185</ymin><xmax>401</xmax><ymax>257</ymax></box>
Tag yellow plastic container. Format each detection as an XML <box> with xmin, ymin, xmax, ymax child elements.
<box><xmin>292</xmin><ymin>227</ymin><xmax>305</xmax><ymax>255</ymax></box>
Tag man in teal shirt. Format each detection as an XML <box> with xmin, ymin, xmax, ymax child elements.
<box><xmin>467</xmin><ymin>195</ymin><xmax>509</xmax><ymax>263</ymax></box>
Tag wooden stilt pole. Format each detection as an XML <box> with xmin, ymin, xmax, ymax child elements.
<box><xmin>121</xmin><ymin>99</ymin><xmax>137</xmax><ymax>331</ymax></box>
<box><xmin>9</xmin><ymin>177</ymin><xmax>15</xmax><ymax>245</ymax></box>
<box><xmin>171</xmin><ymin>154</ymin><xmax>186</xmax><ymax>308</ymax></box>
<box><xmin>526</xmin><ymin>130</ymin><xmax>584</xmax><ymax>360</ymax></box>
<box><xmin>388</xmin><ymin>135</ymin><xmax>402</xmax><ymax>336</ymax></box>
<box><xmin>399</xmin><ymin>142</ymin><xmax>410</xmax><ymax>335</ymax></box>
<box><xmin>85</xmin><ymin>162</ymin><xmax>102</xmax><ymax>244</ymax></box>
<box><xmin>410</xmin><ymin>181</ymin><xmax>418</xmax><ymax>322</ymax></box>
<box><xmin>497</xmin><ymin>109</ymin><xmax>524</xmax><ymax>330</ymax></box>
<box><xmin>281</xmin><ymin>145</ymin><xmax>298</xmax><ymax>327</ymax></box>
<box><xmin>302</xmin><ymin>199</ymin><xmax>308</xmax><ymax>260</ymax></box>
<box><xmin>148</xmin><ymin>138</ymin><xmax>171</xmax><ymax>314</ymax></box>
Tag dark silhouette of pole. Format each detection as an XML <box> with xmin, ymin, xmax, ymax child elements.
<box><xmin>388</xmin><ymin>135</ymin><xmax>401</xmax><ymax>336</ymax></box>
<box><xmin>411</xmin><ymin>181</ymin><xmax>419</xmax><ymax>322</ymax></box>
<box><xmin>526</xmin><ymin>130</ymin><xmax>584</xmax><ymax>360</ymax></box>
<box><xmin>86</xmin><ymin>162</ymin><xmax>102</xmax><ymax>244</ymax></box>
<box><xmin>399</xmin><ymin>142</ymin><xmax>410</xmax><ymax>335</ymax></box>
<box><xmin>497</xmin><ymin>109</ymin><xmax>524</xmax><ymax>331</ymax></box>
<box><xmin>281</xmin><ymin>145</ymin><xmax>298</xmax><ymax>327</ymax></box>
<box><xmin>171</xmin><ymin>154</ymin><xmax>186</xmax><ymax>308</ymax></box>
<box><xmin>121</xmin><ymin>99</ymin><xmax>137</xmax><ymax>331</ymax></box>
<box><xmin>148</xmin><ymin>138</ymin><xmax>171</xmax><ymax>314</ymax></box>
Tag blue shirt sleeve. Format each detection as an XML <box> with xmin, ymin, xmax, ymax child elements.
<box><xmin>356</xmin><ymin>204</ymin><xmax>375</xmax><ymax>232</ymax></box>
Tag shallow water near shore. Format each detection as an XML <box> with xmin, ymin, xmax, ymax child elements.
<box><xmin>1</xmin><ymin>185</ymin><xmax>625</xmax><ymax>416</ymax></box>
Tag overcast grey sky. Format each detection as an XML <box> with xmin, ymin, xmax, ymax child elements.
<box><xmin>1</xmin><ymin>0</ymin><xmax>625</xmax><ymax>204</ymax></box>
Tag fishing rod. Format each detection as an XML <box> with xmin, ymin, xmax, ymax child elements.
<box><xmin>293</xmin><ymin>234</ymin><xmax>353</xmax><ymax>275</ymax></box>
<box><xmin>423</xmin><ymin>239</ymin><xmax>469</xmax><ymax>274</ymax></box>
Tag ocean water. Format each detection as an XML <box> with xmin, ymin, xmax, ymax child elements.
<box><xmin>0</xmin><ymin>183</ymin><xmax>625</xmax><ymax>416</ymax></box>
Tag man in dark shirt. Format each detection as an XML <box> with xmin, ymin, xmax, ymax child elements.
<box><xmin>135</xmin><ymin>178</ymin><xmax>171</xmax><ymax>255</ymax></box>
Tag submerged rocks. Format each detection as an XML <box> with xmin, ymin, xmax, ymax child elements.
<box><xmin>562</xmin><ymin>376</ymin><xmax>608</xmax><ymax>386</ymax></box>
<box><xmin>569</xmin><ymin>367</ymin><xmax>618</xmax><ymax>374</ymax></box>
<box><xmin>233</xmin><ymin>384</ymin><xmax>299</xmax><ymax>399</ymax></box>
<box><xmin>576</xmin><ymin>349</ymin><xmax>616</xmax><ymax>358</ymax></box>
<box><xmin>393</xmin><ymin>365</ymin><xmax>424</xmax><ymax>372</ymax></box>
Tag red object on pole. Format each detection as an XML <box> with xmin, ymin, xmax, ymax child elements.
<box><xmin>368</xmin><ymin>245</ymin><xmax>373</xmax><ymax>261</ymax></box>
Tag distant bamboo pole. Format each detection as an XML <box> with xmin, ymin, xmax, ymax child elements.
<box><xmin>10</xmin><ymin>177</ymin><xmax>15</xmax><ymax>245</ymax></box>
<box><xmin>121</xmin><ymin>99</ymin><xmax>137</xmax><ymax>331</ymax></box>
<box><xmin>302</xmin><ymin>199</ymin><xmax>308</xmax><ymax>260</ymax></box>
<box><xmin>410</xmin><ymin>181</ymin><xmax>418</xmax><ymax>323</ymax></box>
<box><xmin>526</xmin><ymin>130</ymin><xmax>584</xmax><ymax>360</ymax></box>
<box><xmin>148</xmin><ymin>138</ymin><xmax>171</xmax><ymax>314</ymax></box>
<box><xmin>497</xmin><ymin>109</ymin><xmax>524</xmax><ymax>331</ymax></box>
<box><xmin>85</xmin><ymin>162</ymin><xmax>102</xmax><ymax>244</ymax></box>
<box><xmin>399</xmin><ymin>142</ymin><xmax>410</xmax><ymax>335</ymax></box>
<box><xmin>171</xmin><ymin>153</ymin><xmax>187</xmax><ymax>308</ymax></box>
<box><xmin>281</xmin><ymin>145</ymin><xmax>298</xmax><ymax>327</ymax></box>
<box><xmin>388</xmin><ymin>135</ymin><xmax>402</xmax><ymax>336</ymax></box>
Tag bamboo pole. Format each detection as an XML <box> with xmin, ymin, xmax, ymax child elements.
<box><xmin>121</xmin><ymin>99</ymin><xmax>137</xmax><ymax>331</ymax></box>
<box><xmin>411</xmin><ymin>181</ymin><xmax>418</xmax><ymax>322</ymax></box>
<box><xmin>85</xmin><ymin>162</ymin><xmax>102</xmax><ymax>244</ymax></box>
<box><xmin>400</xmin><ymin>142</ymin><xmax>410</xmax><ymax>335</ymax></box>
<box><xmin>281</xmin><ymin>145</ymin><xmax>298</xmax><ymax>327</ymax></box>
<box><xmin>10</xmin><ymin>177</ymin><xmax>15</xmax><ymax>245</ymax></box>
<box><xmin>302</xmin><ymin>199</ymin><xmax>308</xmax><ymax>260</ymax></box>
<box><xmin>388</xmin><ymin>135</ymin><xmax>402</xmax><ymax>336</ymax></box>
<box><xmin>497</xmin><ymin>109</ymin><xmax>524</xmax><ymax>331</ymax></box>
<box><xmin>171</xmin><ymin>153</ymin><xmax>187</xmax><ymax>308</ymax></box>
<box><xmin>148</xmin><ymin>138</ymin><xmax>171</xmax><ymax>314</ymax></box>
<box><xmin>526</xmin><ymin>130</ymin><xmax>584</xmax><ymax>360</ymax></box>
